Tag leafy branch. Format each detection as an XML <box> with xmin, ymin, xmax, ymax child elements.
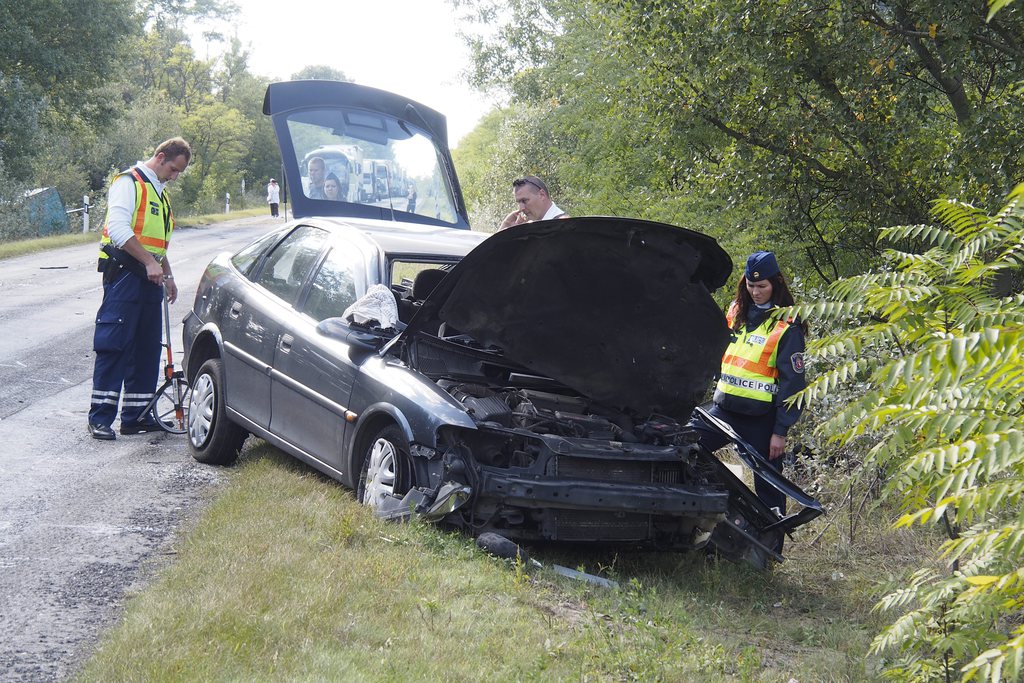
<box><xmin>792</xmin><ymin>183</ymin><xmax>1024</xmax><ymax>681</ymax></box>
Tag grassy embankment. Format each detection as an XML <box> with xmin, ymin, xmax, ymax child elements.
<box><xmin>0</xmin><ymin>207</ymin><xmax>268</xmax><ymax>260</ymax></box>
<box><xmin>51</xmin><ymin>203</ymin><xmax>934</xmax><ymax>680</ymax></box>
<box><xmin>78</xmin><ymin>438</ymin><xmax>937</xmax><ymax>682</ymax></box>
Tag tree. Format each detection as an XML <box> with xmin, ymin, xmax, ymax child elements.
<box><xmin>452</xmin><ymin>108</ymin><xmax>505</xmax><ymax>223</ymax></box>
<box><xmin>218</xmin><ymin>41</ymin><xmax>279</xmax><ymax>194</ymax></box>
<box><xmin>86</xmin><ymin>89</ymin><xmax>183</xmax><ymax>189</ymax></box>
<box><xmin>0</xmin><ymin>75</ymin><xmax>45</xmax><ymax>180</ymax></box>
<box><xmin>291</xmin><ymin>65</ymin><xmax>352</xmax><ymax>82</ymax></box>
<box><xmin>793</xmin><ymin>185</ymin><xmax>1024</xmax><ymax>681</ymax></box>
<box><xmin>140</xmin><ymin>0</ymin><xmax>238</xmax><ymax>33</ymax></box>
<box><xmin>115</xmin><ymin>1</ymin><xmax>255</xmax><ymax>211</ymax></box>
<box><xmin>452</xmin><ymin>105</ymin><xmax>574</xmax><ymax>230</ymax></box>
<box><xmin>130</xmin><ymin>28</ymin><xmax>216</xmax><ymax>115</ymax></box>
<box><xmin>0</xmin><ymin>0</ymin><xmax>137</xmax><ymax>179</ymax></box>
<box><xmin>180</xmin><ymin>100</ymin><xmax>253</xmax><ymax>211</ymax></box>
<box><xmin>0</xmin><ymin>0</ymin><xmax>137</xmax><ymax>102</ymax></box>
<box><xmin>453</xmin><ymin>0</ymin><xmax>1024</xmax><ymax>283</ymax></box>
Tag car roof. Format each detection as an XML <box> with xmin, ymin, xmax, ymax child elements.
<box><xmin>300</xmin><ymin>217</ymin><xmax>486</xmax><ymax>259</ymax></box>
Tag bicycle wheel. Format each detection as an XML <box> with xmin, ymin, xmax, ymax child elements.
<box><xmin>151</xmin><ymin>378</ymin><xmax>190</xmax><ymax>434</ymax></box>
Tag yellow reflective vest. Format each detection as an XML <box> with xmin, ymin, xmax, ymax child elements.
<box><xmin>98</xmin><ymin>167</ymin><xmax>174</xmax><ymax>263</ymax></box>
<box><xmin>715</xmin><ymin>303</ymin><xmax>791</xmax><ymax>405</ymax></box>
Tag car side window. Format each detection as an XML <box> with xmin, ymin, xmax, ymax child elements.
<box><xmin>303</xmin><ymin>246</ymin><xmax>364</xmax><ymax>321</ymax></box>
<box><xmin>231</xmin><ymin>230</ymin><xmax>286</xmax><ymax>278</ymax></box>
<box><xmin>254</xmin><ymin>225</ymin><xmax>329</xmax><ymax>305</ymax></box>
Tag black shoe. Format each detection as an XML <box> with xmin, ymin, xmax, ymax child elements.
<box><xmin>88</xmin><ymin>423</ymin><xmax>116</xmax><ymax>440</ymax></box>
<box><xmin>120</xmin><ymin>420</ymin><xmax>163</xmax><ymax>435</ymax></box>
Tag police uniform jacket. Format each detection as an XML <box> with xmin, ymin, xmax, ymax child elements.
<box><xmin>97</xmin><ymin>165</ymin><xmax>174</xmax><ymax>269</ymax></box>
<box><xmin>713</xmin><ymin>304</ymin><xmax>806</xmax><ymax>437</ymax></box>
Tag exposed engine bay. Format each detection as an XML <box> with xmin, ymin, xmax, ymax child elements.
<box><xmin>439</xmin><ymin>380</ymin><xmax>690</xmax><ymax>447</ymax></box>
<box><xmin>382</xmin><ymin>291</ymin><xmax>824</xmax><ymax>569</ymax></box>
<box><xmin>411</xmin><ymin>331</ymin><xmax>700</xmax><ymax>447</ymax></box>
<box><xmin>400</xmin><ymin>364</ymin><xmax>741</xmax><ymax>556</ymax></box>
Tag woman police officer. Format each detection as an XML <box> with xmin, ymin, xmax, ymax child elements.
<box><xmin>690</xmin><ymin>251</ymin><xmax>808</xmax><ymax>523</ymax></box>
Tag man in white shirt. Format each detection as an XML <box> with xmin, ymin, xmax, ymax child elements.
<box><xmin>307</xmin><ymin>157</ymin><xmax>327</xmax><ymax>199</ymax></box>
<box><xmin>88</xmin><ymin>137</ymin><xmax>191</xmax><ymax>440</ymax></box>
<box><xmin>498</xmin><ymin>175</ymin><xmax>568</xmax><ymax>230</ymax></box>
<box><xmin>266</xmin><ymin>178</ymin><xmax>280</xmax><ymax>217</ymax></box>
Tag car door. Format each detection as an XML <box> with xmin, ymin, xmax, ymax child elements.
<box><xmin>222</xmin><ymin>225</ymin><xmax>329</xmax><ymax>429</ymax></box>
<box><xmin>269</xmin><ymin>239</ymin><xmax>369</xmax><ymax>467</ymax></box>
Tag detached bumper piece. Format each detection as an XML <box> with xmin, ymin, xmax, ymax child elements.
<box><xmin>692</xmin><ymin>406</ymin><xmax>824</xmax><ymax>531</ymax></box>
<box><xmin>373</xmin><ymin>482</ymin><xmax>472</xmax><ymax>522</ymax></box>
<box><xmin>690</xmin><ymin>406</ymin><xmax>826</xmax><ymax>567</ymax></box>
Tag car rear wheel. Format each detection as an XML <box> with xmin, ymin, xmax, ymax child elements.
<box><xmin>187</xmin><ymin>358</ymin><xmax>247</xmax><ymax>465</ymax></box>
<box><xmin>357</xmin><ymin>425</ymin><xmax>413</xmax><ymax>509</ymax></box>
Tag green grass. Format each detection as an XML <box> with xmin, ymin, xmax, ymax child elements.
<box><xmin>176</xmin><ymin>207</ymin><xmax>268</xmax><ymax>227</ymax></box>
<box><xmin>0</xmin><ymin>231</ymin><xmax>98</xmax><ymax>260</ymax></box>
<box><xmin>0</xmin><ymin>207</ymin><xmax>269</xmax><ymax>261</ymax></box>
<box><xmin>77</xmin><ymin>441</ymin><xmax>932</xmax><ymax>682</ymax></box>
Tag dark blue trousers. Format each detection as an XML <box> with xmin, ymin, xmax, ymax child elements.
<box><xmin>689</xmin><ymin>404</ymin><xmax>787</xmax><ymax>514</ymax></box>
<box><xmin>89</xmin><ymin>269</ymin><xmax>163</xmax><ymax>427</ymax></box>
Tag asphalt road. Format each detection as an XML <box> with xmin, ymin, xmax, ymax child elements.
<box><xmin>0</xmin><ymin>216</ymin><xmax>279</xmax><ymax>681</ymax></box>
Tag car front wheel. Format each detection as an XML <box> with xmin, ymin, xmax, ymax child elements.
<box><xmin>187</xmin><ymin>358</ymin><xmax>247</xmax><ymax>465</ymax></box>
<box><xmin>357</xmin><ymin>425</ymin><xmax>413</xmax><ymax>509</ymax></box>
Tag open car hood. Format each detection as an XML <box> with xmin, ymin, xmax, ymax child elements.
<box><xmin>409</xmin><ymin>217</ymin><xmax>734</xmax><ymax>418</ymax></box>
<box><xmin>263</xmin><ymin>80</ymin><xmax>470</xmax><ymax>228</ymax></box>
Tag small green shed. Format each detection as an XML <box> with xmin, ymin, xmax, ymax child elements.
<box><xmin>24</xmin><ymin>187</ymin><xmax>70</xmax><ymax>236</ymax></box>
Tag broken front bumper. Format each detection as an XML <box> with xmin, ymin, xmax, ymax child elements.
<box><xmin>475</xmin><ymin>472</ymin><xmax>728</xmax><ymax>515</ymax></box>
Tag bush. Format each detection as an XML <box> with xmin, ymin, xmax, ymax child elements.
<box><xmin>792</xmin><ymin>185</ymin><xmax>1024</xmax><ymax>681</ymax></box>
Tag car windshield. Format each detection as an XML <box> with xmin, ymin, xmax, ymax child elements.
<box><xmin>286</xmin><ymin>108</ymin><xmax>459</xmax><ymax>223</ymax></box>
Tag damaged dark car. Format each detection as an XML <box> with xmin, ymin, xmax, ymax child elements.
<box><xmin>182</xmin><ymin>80</ymin><xmax>822</xmax><ymax>569</ymax></box>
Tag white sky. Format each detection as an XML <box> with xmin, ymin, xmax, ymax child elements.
<box><xmin>196</xmin><ymin>0</ymin><xmax>496</xmax><ymax>147</ymax></box>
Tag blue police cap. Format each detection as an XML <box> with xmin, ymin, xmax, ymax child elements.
<box><xmin>745</xmin><ymin>251</ymin><xmax>780</xmax><ymax>281</ymax></box>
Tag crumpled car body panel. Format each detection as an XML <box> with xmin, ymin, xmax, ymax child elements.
<box><xmin>405</xmin><ymin>216</ymin><xmax>733</xmax><ymax>418</ymax></box>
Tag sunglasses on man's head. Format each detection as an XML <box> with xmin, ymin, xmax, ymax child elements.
<box><xmin>513</xmin><ymin>177</ymin><xmax>546</xmax><ymax>192</ymax></box>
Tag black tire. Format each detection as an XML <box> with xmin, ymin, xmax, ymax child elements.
<box><xmin>356</xmin><ymin>424</ymin><xmax>414</xmax><ymax>509</ymax></box>
<box><xmin>187</xmin><ymin>358</ymin><xmax>247</xmax><ymax>465</ymax></box>
<box><xmin>476</xmin><ymin>532</ymin><xmax>529</xmax><ymax>564</ymax></box>
<box><xmin>152</xmin><ymin>378</ymin><xmax>190</xmax><ymax>434</ymax></box>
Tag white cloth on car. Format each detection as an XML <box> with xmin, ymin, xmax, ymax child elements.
<box><xmin>343</xmin><ymin>283</ymin><xmax>399</xmax><ymax>329</ymax></box>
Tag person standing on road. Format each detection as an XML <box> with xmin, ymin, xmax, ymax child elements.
<box><xmin>266</xmin><ymin>178</ymin><xmax>280</xmax><ymax>217</ymax></box>
<box><xmin>406</xmin><ymin>183</ymin><xmax>417</xmax><ymax>213</ymax></box>
<box><xmin>497</xmin><ymin>175</ymin><xmax>568</xmax><ymax>230</ymax></box>
<box><xmin>688</xmin><ymin>251</ymin><xmax>807</xmax><ymax>529</ymax></box>
<box><xmin>88</xmin><ymin>137</ymin><xmax>191</xmax><ymax>440</ymax></box>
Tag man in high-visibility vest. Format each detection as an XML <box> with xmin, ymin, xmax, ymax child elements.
<box><xmin>87</xmin><ymin>138</ymin><xmax>191</xmax><ymax>440</ymax></box>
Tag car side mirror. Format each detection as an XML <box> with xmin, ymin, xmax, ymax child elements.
<box><xmin>316</xmin><ymin>317</ymin><xmax>390</xmax><ymax>353</ymax></box>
